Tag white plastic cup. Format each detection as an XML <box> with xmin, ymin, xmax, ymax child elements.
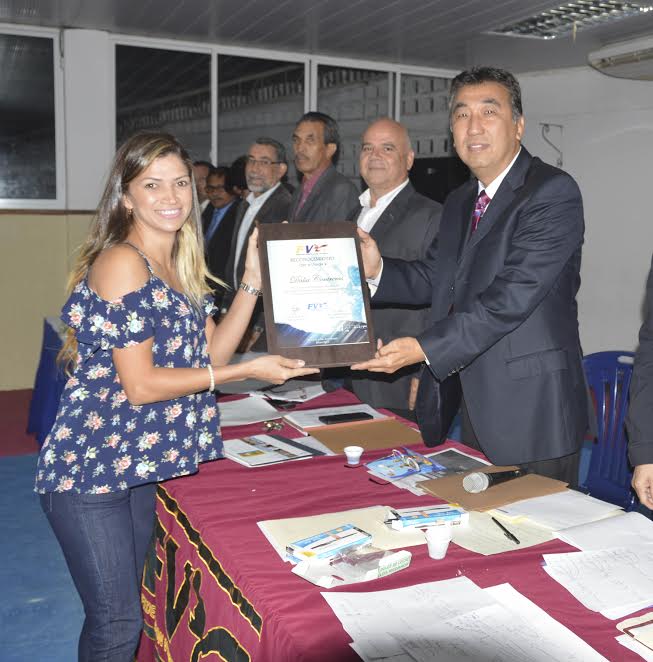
<box><xmin>424</xmin><ymin>524</ymin><xmax>452</xmax><ymax>560</ymax></box>
<box><xmin>343</xmin><ymin>445</ymin><xmax>364</xmax><ymax>466</ymax></box>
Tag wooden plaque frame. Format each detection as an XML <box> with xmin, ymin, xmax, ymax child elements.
<box><xmin>257</xmin><ymin>222</ymin><xmax>376</xmax><ymax>368</ymax></box>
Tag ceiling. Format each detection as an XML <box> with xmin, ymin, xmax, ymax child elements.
<box><xmin>3</xmin><ymin>0</ymin><xmax>653</xmax><ymax>72</ymax></box>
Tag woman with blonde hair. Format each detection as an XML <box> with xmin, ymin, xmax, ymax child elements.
<box><xmin>35</xmin><ymin>131</ymin><xmax>316</xmax><ymax>661</ymax></box>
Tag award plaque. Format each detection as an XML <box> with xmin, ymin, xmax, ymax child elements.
<box><xmin>258</xmin><ymin>222</ymin><xmax>376</xmax><ymax>367</ymax></box>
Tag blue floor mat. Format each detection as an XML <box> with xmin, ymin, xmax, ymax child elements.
<box><xmin>0</xmin><ymin>454</ymin><xmax>82</xmax><ymax>662</ymax></box>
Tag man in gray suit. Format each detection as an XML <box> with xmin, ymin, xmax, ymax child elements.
<box><xmin>627</xmin><ymin>257</ymin><xmax>653</xmax><ymax>510</ymax></box>
<box><xmin>354</xmin><ymin>67</ymin><xmax>588</xmax><ymax>485</ymax></box>
<box><xmin>288</xmin><ymin>112</ymin><xmax>359</xmax><ymax>223</ymax></box>
<box><xmin>347</xmin><ymin>118</ymin><xmax>441</xmax><ymax>416</ymax></box>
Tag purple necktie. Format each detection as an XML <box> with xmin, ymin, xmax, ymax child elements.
<box><xmin>471</xmin><ymin>190</ymin><xmax>491</xmax><ymax>234</ymax></box>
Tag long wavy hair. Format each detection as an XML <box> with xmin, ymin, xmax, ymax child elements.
<box><xmin>60</xmin><ymin>131</ymin><xmax>219</xmax><ymax>370</ymax></box>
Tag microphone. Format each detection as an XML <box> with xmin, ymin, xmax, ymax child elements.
<box><xmin>462</xmin><ymin>469</ymin><xmax>527</xmax><ymax>493</ymax></box>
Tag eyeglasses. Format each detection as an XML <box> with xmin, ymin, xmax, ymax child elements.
<box><xmin>246</xmin><ymin>156</ymin><xmax>282</xmax><ymax>168</ymax></box>
<box><xmin>391</xmin><ymin>447</ymin><xmax>433</xmax><ymax>471</ymax></box>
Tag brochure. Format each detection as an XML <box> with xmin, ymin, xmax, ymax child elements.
<box><xmin>223</xmin><ymin>434</ymin><xmax>325</xmax><ymax>467</ymax></box>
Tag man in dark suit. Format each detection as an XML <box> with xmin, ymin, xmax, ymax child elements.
<box><xmin>202</xmin><ymin>166</ymin><xmax>240</xmax><ymax>294</ymax></box>
<box><xmin>353</xmin><ymin>67</ymin><xmax>588</xmax><ymax>485</ymax></box>
<box><xmin>288</xmin><ymin>112</ymin><xmax>359</xmax><ymax>223</ymax></box>
<box><xmin>221</xmin><ymin>138</ymin><xmax>292</xmax><ymax>349</ymax></box>
<box><xmin>626</xmin><ymin>257</ymin><xmax>653</xmax><ymax>510</ymax></box>
<box><xmin>347</xmin><ymin>118</ymin><xmax>441</xmax><ymax>416</ymax></box>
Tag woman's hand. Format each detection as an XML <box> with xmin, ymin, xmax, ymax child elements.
<box><xmin>246</xmin><ymin>355</ymin><xmax>319</xmax><ymax>384</ymax></box>
<box><xmin>242</xmin><ymin>227</ymin><xmax>262</xmax><ymax>291</ymax></box>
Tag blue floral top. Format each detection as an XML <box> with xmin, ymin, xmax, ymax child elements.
<box><xmin>35</xmin><ymin>259</ymin><xmax>222</xmax><ymax>494</ymax></box>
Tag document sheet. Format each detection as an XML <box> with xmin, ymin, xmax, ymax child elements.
<box><xmin>543</xmin><ymin>544</ymin><xmax>653</xmax><ymax>619</ymax></box>
<box><xmin>322</xmin><ymin>577</ymin><xmax>607</xmax><ymax>661</ymax></box>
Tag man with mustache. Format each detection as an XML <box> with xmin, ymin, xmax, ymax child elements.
<box><xmin>288</xmin><ymin>112</ymin><xmax>359</xmax><ymax>223</ymax></box>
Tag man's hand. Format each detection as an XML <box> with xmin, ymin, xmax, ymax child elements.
<box><xmin>632</xmin><ymin>464</ymin><xmax>653</xmax><ymax>510</ymax></box>
<box><xmin>357</xmin><ymin>227</ymin><xmax>382</xmax><ymax>280</ymax></box>
<box><xmin>351</xmin><ymin>337</ymin><xmax>425</xmax><ymax>374</ymax></box>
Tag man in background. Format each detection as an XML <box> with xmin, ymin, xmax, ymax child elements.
<box><xmin>193</xmin><ymin>160</ymin><xmax>213</xmax><ymax>213</ymax></box>
<box><xmin>354</xmin><ymin>67</ymin><xmax>589</xmax><ymax>485</ymax></box>
<box><xmin>202</xmin><ymin>166</ymin><xmax>240</xmax><ymax>295</ymax></box>
<box><xmin>627</xmin><ymin>256</ymin><xmax>653</xmax><ymax>510</ymax></box>
<box><xmin>221</xmin><ymin>138</ymin><xmax>292</xmax><ymax>349</ymax></box>
<box><xmin>288</xmin><ymin>111</ymin><xmax>359</xmax><ymax>223</ymax></box>
<box><xmin>347</xmin><ymin>118</ymin><xmax>441</xmax><ymax>418</ymax></box>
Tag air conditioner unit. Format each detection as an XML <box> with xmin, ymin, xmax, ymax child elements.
<box><xmin>588</xmin><ymin>35</ymin><xmax>653</xmax><ymax>80</ymax></box>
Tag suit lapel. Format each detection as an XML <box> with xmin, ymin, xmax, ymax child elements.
<box><xmin>369</xmin><ymin>182</ymin><xmax>413</xmax><ymax>241</ymax></box>
<box><xmin>460</xmin><ymin>148</ymin><xmax>532</xmax><ymax>256</ymax></box>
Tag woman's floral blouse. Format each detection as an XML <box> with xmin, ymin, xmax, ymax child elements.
<box><xmin>35</xmin><ymin>271</ymin><xmax>222</xmax><ymax>494</ymax></box>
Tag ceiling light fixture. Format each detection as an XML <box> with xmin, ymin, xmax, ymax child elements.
<box><xmin>488</xmin><ymin>1</ymin><xmax>653</xmax><ymax>40</ymax></box>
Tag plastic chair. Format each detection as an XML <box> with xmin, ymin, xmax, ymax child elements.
<box><xmin>580</xmin><ymin>351</ymin><xmax>637</xmax><ymax>510</ymax></box>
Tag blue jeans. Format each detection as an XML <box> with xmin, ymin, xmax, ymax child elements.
<box><xmin>40</xmin><ymin>483</ymin><xmax>157</xmax><ymax>662</ymax></box>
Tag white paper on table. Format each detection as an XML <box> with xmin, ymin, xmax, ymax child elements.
<box><xmin>350</xmin><ymin>642</ymin><xmax>413</xmax><ymax>662</ymax></box>
<box><xmin>542</xmin><ymin>544</ymin><xmax>653</xmax><ymax>619</ymax></box>
<box><xmin>485</xmin><ymin>583</ymin><xmax>608</xmax><ymax>661</ymax></box>
<box><xmin>452</xmin><ymin>511</ymin><xmax>553</xmax><ymax>555</ymax></box>
<box><xmin>322</xmin><ymin>577</ymin><xmax>497</xmax><ymax>660</ymax></box>
<box><xmin>257</xmin><ymin>506</ymin><xmax>426</xmax><ymax>562</ymax></box>
<box><xmin>218</xmin><ymin>397</ymin><xmax>280</xmax><ymax>426</ymax></box>
<box><xmin>556</xmin><ymin>511</ymin><xmax>653</xmax><ymax>550</ymax></box>
<box><xmin>395</xmin><ymin>599</ymin><xmax>607</xmax><ymax>662</ymax></box>
<box><xmin>493</xmin><ymin>489</ymin><xmax>622</xmax><ymax>530</ymax></box>
<box><xmin>616</xmin><ymin>634</ymin><xmax>653</xmax><ymax>661</ymax></box>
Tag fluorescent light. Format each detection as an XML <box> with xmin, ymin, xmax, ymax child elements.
<box><xmin>488</xmin><ymin>1</ymin><xmax>653</xmax><ymax>40</ymax></box>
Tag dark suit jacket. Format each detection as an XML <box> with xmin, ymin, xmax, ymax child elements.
<box><xmin>347</xmin><ymin>182</ymin><xmax>441</xmax><ymax>410</ymax></box>
<box><xmin>627</xmin><ymin>255</ymin><xmax>653</xmax><ymax>466</ymax></box>
<box><xmin>288</xmin><ymin>164</ymin><xmax>359</xmax><ymax>223</ymax></box>
<box><xmin>202</xmin><ymin>200</ymin><xmax>241</xmax><ymax>286</ymax></box>
<box><xmin>221</xmin><ymin>185</ymin><xmax>292</xmax><ymax>349</ymax></box>
<box><xmin>375</xmin><ymin>148</ymin><xmax>589</xmax><ymax>465</ymax></box>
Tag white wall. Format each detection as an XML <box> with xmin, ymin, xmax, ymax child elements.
<box><xmin>519</xmin><ymin>67</ymin><xmax>653</xmax><ymax>354</ymax></box>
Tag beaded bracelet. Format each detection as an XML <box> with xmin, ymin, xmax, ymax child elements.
<box><xmin>207</xmin><ymin>364</ymin><xmax>215</xmax><ymax>392</ymax></box>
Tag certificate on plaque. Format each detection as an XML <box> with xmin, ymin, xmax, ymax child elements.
<box><xmin>258</xmin><ymin>222</ymin><xmax>376</xmax><ymax>367</ymax></box>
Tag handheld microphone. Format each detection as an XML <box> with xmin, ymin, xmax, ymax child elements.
<box><xmin>462</xmin><ymin>469</ymin><xmax>527</xmax><ymax>493</ymax></box>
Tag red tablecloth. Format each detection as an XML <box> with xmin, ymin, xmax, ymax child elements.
<box><xmin>137</xmin><ymin>390</ymin><xmax>644</xmax><ymax>661</ymax></box>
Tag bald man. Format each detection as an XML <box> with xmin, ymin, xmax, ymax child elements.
<box><xmin>347</xmin><ymin>118</ymin><xmax>441</xmax><ymax>416</ymax></box>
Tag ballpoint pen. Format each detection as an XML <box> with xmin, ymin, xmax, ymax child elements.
<box><xmin>491</xmin><ymin>516</ymin><xmax>520</xmax><ymax>544</ymax></box>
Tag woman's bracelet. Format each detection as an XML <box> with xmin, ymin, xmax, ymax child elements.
<box><xmin>239</xmin><ymin>281</ymin><xmax>262</xmax><ymax>297</ymax></box>
<box><xmin>207</xmin><ymin>364</ymin><xmax>215</xmax><ymax>392</ymax></box>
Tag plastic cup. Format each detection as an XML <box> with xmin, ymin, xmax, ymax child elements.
<box><xmin>343</xmin><ymin>445</ymin><xmax>364</xmax><ymax>466</ymax></box>
<box><xmin>424</xmin><ymin>524</ymin><xmax>452</xmax><ymax>560</ymax></box>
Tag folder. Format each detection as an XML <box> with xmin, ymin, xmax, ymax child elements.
<box><xmin>420</xmin><ymin>467</ymin><xmax>568</xmax><ymax>511</ymax></box>
<box><xmin>308</xmin><ymin>418</ymin><xmax>423</xmax><ymax>454</ymax></box>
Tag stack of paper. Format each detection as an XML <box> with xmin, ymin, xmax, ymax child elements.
<box><xmin>555</xmin><ymin>510</ymin><xmax>653</xmax><ymax>550</ymax></box>
<box><xmin>617</xmin><ymin>612</ymin><xmax>653</xmax><ymax>660</ymax></box>
<box><xmin>218</xmin><ymin>396</ymin><xmax>280</xmax><ymax>426</ymax></box>
<box><xmin>492</xmin><ymin>489</ymin><xmax>622</xmax><ymax>530</ymax></box>
<box><xmin>543</xmin><ymin>544</ymin><xmax>653</xmax><ymax>619</ymax></box>
<box><xmin>322</xmin><ymin>576</ymin><xmax>607</xmax><ymax>661</ymax></box>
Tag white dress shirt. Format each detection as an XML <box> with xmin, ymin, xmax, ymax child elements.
<box><xmin>232</xmin><ymin>183</ymin><xmax>280</xmax><ymax>286</ymax></box>
<box><xmin>356</xmin><ymin>179</ymin><xmax>410</xmax><ymax>233</ymax></box>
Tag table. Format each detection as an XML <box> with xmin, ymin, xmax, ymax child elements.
<box><xmin>137</xmin><ymin>390</ymin><xmax>644</xmax><ymax>661</ymax></box>
<box><xmin>27</xmin><ymin>317</ymin><xmax>67</xmax><ymax>445</ymax></box>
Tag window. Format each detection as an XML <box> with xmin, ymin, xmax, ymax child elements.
<box><xmin>217</xmin><ymin>54</ymin><xmax>305</xmax><ymax>178</ymax></box>
<box><xmin>115</xmin><ymin>45</ymin><xmax>211</xmax><ymax>160</ymax></box>
<box><xmin>0</xmin><ymin>32</ymin><xmax>57</xmax><ymax>201</ymax></box>
<box><xmin>316</xmin><ymin>65</ymin><xmax>390</xmax><ymax>180</ymax></box>
<box><xmin>400</xmin><ymin>74</ymin><xmax>452</xmax><ymax>158</ymax></box>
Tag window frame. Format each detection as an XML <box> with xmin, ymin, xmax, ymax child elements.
<box><xmin>0</xmin><ymin>23</ymin><xmax>65</xmax><ymax>210</ymax></box>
